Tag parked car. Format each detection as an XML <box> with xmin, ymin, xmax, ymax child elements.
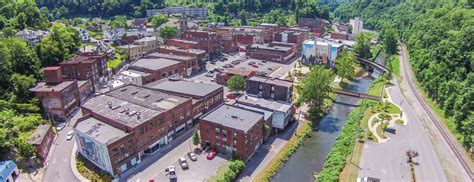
<box><xmin>213</xmin><ymin>68</ymin><xmax>221</xmax><ymax>72</ymax></box>
<box><xmin>56</xmin><ymin>123</ymin><xmax>66</xmax><ymax>131</ymax></box>
<box><xmin>227</xmin><ymin>93</ymin><xmax>236</xmax><ymax>99</ymax></box>
<box><xmin>210</xmin><ymin>61</ymin><xmax>216</xmax><ymax>65</ymax></box>
<box><xmin>385</xmin><ymin>127</ymin><xmax>396</xmax><ymax>134</ymax></box>
<box><xmin>66</xmin><ymin>131</ymin><xmax>74</xmax><ymax>140</ymax></box>
<box><xmin>187</xmin><ymin>152</ymin><xmax>197</xmax><ymax>161</ymax></box>
<box><xmin>205</xmin><ymin>72</ymin><xmax>214</xmax><ymax>77</ymax></box>
<box><xmin>165</xmin><ymin>166</ymin><xmax>176</xmax><ymax>175</ymax></box>
<box><xmin>251</xmin><ymin>64</ymin><xmax>259</xmax><ymax>68</ymax></box>
<box><xmin>258</xmin><ymin>62</ymin><xmax>264</xmax><ymax>65</ymax></box>
<box><xmin>357</xmin><ymin>177</ymin><xmax>380</xmax><ymax>182</ymax></box>
<box><xmin>262</xmin><ymin>60</ymin><xmax>267</xmax><ymax>63</ymax></box>
<box><xmin>178</xmin><ymin>157</ymin><xmax>189</xmax><ymax>169</ymax></box>
<box><xmin>207</xmin><ymin>151</ymin><xmax>217</xmax><ymax>160</ymax></box>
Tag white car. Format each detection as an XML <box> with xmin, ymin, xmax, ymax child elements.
<box><xmin>56</xmin><ymin>123</ymin><xmax>66</xmax><ymax>131</ymax></box>
<box><xmin>66</xmin><ymin>131</ymin><xmax>74</xmax><ymax>140</ymax></box>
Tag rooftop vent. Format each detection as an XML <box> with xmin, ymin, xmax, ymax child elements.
<box><xmin>108</xmin><ymin>102</ymin><xmax>112</xmax><ymax>109</ymax></box>
<box><xmin>231</xmin><ymin>115</ymin><xmax>238</xmax><ymax>119</ymax></box>
<box><xmin>125</xmin><ymin>108</ymin><xmax>130</xmax><ymax>115</ymax></box>
<box><xmin>137</xmin><ymin>112</ymin><xmax>141</xmax><ymax>119</ymax></box>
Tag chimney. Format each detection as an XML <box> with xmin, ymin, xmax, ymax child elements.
<box><xmin>43</xmin><ymin>67</ymin><xmax>63</xmax><ymax>84</ymax></box>
<box><xmin>125</xmin><ymin>108</ymin><xmax>130</xmax><ymax>115</ymax></box>
<box><xmin>108</xmin><ymin>102</ymin><xmax>112</xmax><ymax>109</ymax></box>
<box><xmin>137</xmin><ymin>112</ymin><xmax>141</xmax><ymax>119</ymax></box>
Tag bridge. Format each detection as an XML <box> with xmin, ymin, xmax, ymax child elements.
<box><xmin>333</xmin><ymin>88</ymin><xmax>381</xmax><ymax>101</ymax></box>
<box><xmin>356</xmin><ymin>57</ymin><xmax>389</xmax><ymax>73</ymax></box>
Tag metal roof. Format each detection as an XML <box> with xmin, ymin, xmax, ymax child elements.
<box><xmin>202</xmin><ymin>104</ymin><xmax>263</xmax><ymax>132</ymax></box>
<box><xmin>148</xmin><ymin>80</ymin><xmax>222</xmax><ymax>98</ymax></box>
<box><xmin>75</xmin><ymin>116</ymin><xmax>128</xmax><ymax>145</ymax></box>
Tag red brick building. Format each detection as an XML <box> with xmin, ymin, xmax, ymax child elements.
<box><xmin>146</xmin><ymin>79</ymin><xmax>224</xmax><ymax>121</ymax></box>
<box><xmin>199</xmin><ymin>104</ymin><xmax>264</xmax><ymax>160</ymax></box>
<box><xmin>145</xmin><ymin>52</ymin><xmax>200</xmax><ymax>76</ymax></box>
<box><xmin>221</xmin><ymin>34</ymin><xmax>238</xmax><ymax>53</ymax></box>
<box><xmin>158</xmin><ymin>45</ymin><xmax>208</xmax><ymax>70</ymax></box>
<box><xmin>75</xmin><ymin>85</ymin><xmax>193</xmax><ymax>176</ymax></box>
<box><xmin>128</xmin><ymin>58</ymin><xmax>185</xmax><ymax>84</ymax></box>
<box><xmin>28</xmin><ymin>124</ymin><xmax>55</xmax><ymax>162</ymax></box>
<box><xmin>330</xmin><ymin>32</ymin><xmax>350</xmax><ymax>40</ymax></box>
<box><xmin>298</xmin><ymin>18</ymin><xmax>325</xmax><ymax>36</ymax></box>
<box><xmin>182</xmin><ymin>30</ymin><xmax>218</xmax><ymax>54</ymax></box>
<box><xmin>30</xmin><ymin>67</ymin><xmax>80</xmax><ymax>122</ymax></box>
<box><xmin>165</xmin><ymin>39</ymin><xmax>199</xmax><ymax>49</ymax></box>
<box><xmin>246</xmin><ymin>76</ymin><xmax>293</xmax><ymax>103</ymax></box>
<box><xmin>216</xmin><ymin>68</ymin><xmax>256</xmax><ymax>86</ymax></box>
<box><xmin>274</xmin><ymin>31</ymin><xmax>306</xmax><ymax>44</ymax></box>
<box><xmin>246</xmin><ymin>44</ymin><xmax>296</xmax><ymax>63</ymax></box>
<box><xmin>60</xmin><ymin>53</ymin><xmax>109</xmax><ymax>91</ymax></box>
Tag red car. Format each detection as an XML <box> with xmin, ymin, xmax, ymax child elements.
<box><xmin>227</xmin><ymin>93</ymin><xmax>236</xmax><ymax>99</ymax></box>
<box><xmin>207</xmin><ymin>151</ymin><xmax>217</xmax><ymax>160</ymax></box>
<box><xmin>251</xmin><ymin>64</ymin><xmax>259</xmax><ymax>68</ymax></box>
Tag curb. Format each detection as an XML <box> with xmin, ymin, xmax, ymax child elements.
<box><xmin>70</xmin><ymin>142</ymin><xmax>91</xmax><ymax>182</ymax></box>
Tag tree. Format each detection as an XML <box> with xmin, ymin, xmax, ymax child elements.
<box><xmin>240</xmin><ymin>10</ymin><xmax>247</xmax><ymax>26</ymax></box>
<box><xmin>227</xmin><ymin>75</ymin><xmax>245</xmax><ymax>93</ymax></box>
<box><xmin>383</xmin><ymin>28</ymin><xmax>398</xmax><ymax>55</ymax></box>
<box><xmin>10</xmin><ymin>74</ymin><xmax>36</xmax><ymax>103</ymax></box>
<box><xmin>298</xmin><ymin>66</ymin><xmax>334</xmax><ymax>115</ymax></box>
<box><xmin>159</xmin><ymin>26</ymin><xmax>178</xmax><ymax>39</ymax></box>
<box><xmin>36</xmin><ymin>23</ymin><xmax>81</xmax><ymax>66</ymax></box>
<box><xmin>192</xmin><ymin>129</ymin><xmax>200</xmax><ymax>146</ymax></box>
<box><xmin>150</xmin><ymin>13</ymin><xmax>168</xmax><ymax>28</ymax></box>
<box><xmin>335</xmin><ymin>50</ymin><xmax>356</xmax><ymax>82</ymax></box>
<box><xmin>353</xmin><ymin>32</ymin><xmax>372</xmax><ymax>59</ymax></box>
<box><xmin>110</xmin><ymin>16</ymin><xmax>128</xmax><ymax>28</ymax></box>
<box><xmin>7</xmin><ymin>38</ymin><xmax>42</xmax><ymax>77</ymax></box>
<box><xmin>348</xmin><ymin>25</ymin><xmax>353</xmax><ymax>34</ymax></box>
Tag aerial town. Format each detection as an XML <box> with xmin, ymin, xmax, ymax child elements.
<box><xmin>1</xmin><ymin>1</ymin><xmax>472</xmax><ymax>182</ymax></box>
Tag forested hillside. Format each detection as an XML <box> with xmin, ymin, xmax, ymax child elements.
<box><xmin>335</xmin><ymin>0</ymin><xmax>473</xmax><ymax>149</ymax></box>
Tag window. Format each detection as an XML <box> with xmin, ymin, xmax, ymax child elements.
<box><xmin>271</xmin><ymin>93</ymin><xmax>274</xmax><ymax>98</ymax></box>
<box><xmin>215</xmin><ymin>128</ymin><xmax>220</xmax><ymax>132</ymax></box>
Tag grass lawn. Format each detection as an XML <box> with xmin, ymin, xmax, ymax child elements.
<box><xmin>388</xmin><ymin>56</ymin><xmax>400</xmax><ymax>77</ymax></box>
<box><xmin>107</xmin><ymin>53</ymin><xmax>124</xmax><ymax>69</ymax></box>
<box><xmin>396</xmin><ymin>119</ymin><xmax>404</xmax><ymax>125</ymax></box>
<box><xmin>368</xmin><ymin>79</ymin><xmax>384</xmax><ymax>97</ymax></box>
<box><xmin>207</xmin><ymin>162</ymin><xmax>230</xmax><ymax>182</ymax></box>
<box><xmin>370</xmin><ymin>44</ymin><xmax>383</xmax><ymax>61</ymax></box>
<box><xmin>375</xmin><ymin>122</ymin><xmax>387</xmax><ymax>139</ymax></box>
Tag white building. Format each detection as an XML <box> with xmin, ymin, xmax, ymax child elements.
<box><xmin>16</xmin><ymin>29</ymin><xmax>49</xmax><ymax>45</ymax></box>
<box><xmin>350</xmin><ymin>17</ymin><xmax>364</xmax><ymax>35</ymax></box>
<box><xmin>75</xmin><ymin>27</ymin><xmax>90</xmax><ymax>43</ymax></box>
<box><xmin>301</xmin><ymin>39</ymin><xmax>343</xmax><ymax>67</ymax></box>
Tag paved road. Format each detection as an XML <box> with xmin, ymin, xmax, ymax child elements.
<box><xmin>359</xmin><ymin>46</ymin><xmax>471</xmax><ymax>181</ymax></box>
<box><xmin>42</xmin><ymin>111</ymin><xmax>82</xmax><ymax>182</ymax></box>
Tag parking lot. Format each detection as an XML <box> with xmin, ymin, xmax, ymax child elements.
<box><xmin>152</xmin><ymin>151</ymin><xmax>229</xmax><ymax>182</ymax></box>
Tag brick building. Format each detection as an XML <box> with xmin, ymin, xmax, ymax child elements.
<box><xmin>128</xmin><ymin>58</ymin><xmax>185</xmax><ymax>84</ymax></box>
<box><xmin>28</xmin><ymin>124</ymin><xmax>55</xmax><ymax>162</ymax></box>
<box><xmin>60</xmin><ymin>53</ymin><xmax>109</xmax><ymax>91</ymax></box>
<box><xmin>274</xmin><ymin>31</ymin><xmax>306</xmax><ymax>44</ymax></box>
<box><xmin>330</xmin><ymin>32</ymin><xmax>350</xmax><ymax>40</ymax></box>
<box><xmin>246</xmin><ymin>76</ymin><xmax>293</xmax><ymax>103</ymax></box>
<box><xmin>75</xmin><ymin>85</ymin><xmax>193</xmax><ymax>176</ymax></box>
<box><xmin>146</xmin><ymin>79</ymin><xmax>224</xmax><ymax>120</ymax></box>
<box><xmin>30</xmin><ymin>67</ymin><xmax>80</xmax><ymax>122</ymax></box>
<box><xmin>235</xmin><ymin>96</ymin><xmax>294</xmax><ymax>131</ymax></box>
<box><xmin>298</xmin><ymin>18</ymin><xmax>325</xmax><ymax>35</ymax></box>
<box><xmin>118</xmin><ymin>36</ymin><xmax>159</xmax><ymax>61</ymax></box>
<box><xmin>158</xmin><ymin>45</ymin><xmax>208</xmax><ymax>70</ymax></box>
<box><xmin>246</xmin><ymin>44</ymin><xmax>296</xmax><ymax>63</ymax></box>
<box><xmin>165</xmin><ymin>39</ymin><xmax>199</xmax><ymax>49</ymax></box>
<box><xmin>199</xmin><ymin>104</ymin><xmax>264</xmax><ymax>160</ymax></box>
<box><xmin>216</xmin><ymin>68</ymin><xmax>256</xmax><ymax>86</ymax></box>
<box><xmin>145</xmin><ymin>52</ymin><xmax>200</xmax><ymax>76</ymax></box>
<box><xmin>182</xmin><ymin>30</ymin><xmax>218</xmax><ymax>55</ymax></box>
<box><xmin>221</xmin><ymin>34</ymin><xmax>238</xmax><ymax>53</ymax></box>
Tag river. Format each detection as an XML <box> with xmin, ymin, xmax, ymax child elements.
<box><xmin>271</xmin><ymin>76</ymin><xmax>374</xmax><ymax>182</ymax></box>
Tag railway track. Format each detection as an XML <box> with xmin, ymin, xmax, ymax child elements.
<box><xmin>400</xmin><ymin>44</ymin><xmax>474</xmax><ymax>180</ymax></box>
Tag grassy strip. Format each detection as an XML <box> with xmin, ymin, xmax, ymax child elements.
<box><xmin>254</xmin><ymin>120</ymin><xmax>313</xmax><ymax>182</ymax></box>
<box><xmin>316</xmin><ymin>103</ymin><xmax>368</xmax><ymax>182</ymax></box>
<box><xmin>207</xmin><ymin>159</ymin><xmax>245</xmax><ymax>182</ymax></box>
<box><xmin>76</xmin><ymin>154</ymin><xmax>113</xmax><ymax>182</ymax></box>
<box><xmin>368</xmin><ymin>77</ymin><xmax>385</xmax><ymax>96</ymax></box>
<box><xmin>370</xmin><ymin>44</ymin><xmax>383</xmax><ymax>61</ymax></box>
<box><xmin>387</xmin><ymin>55</ymin><xmax>400</xmax><ymax>78</ymax></box>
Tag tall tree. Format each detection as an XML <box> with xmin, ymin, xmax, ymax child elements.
<box><xmin>383</xmin><ymin>28</ymin><xmax>398</xmax><ymax>55</ymax></box>
<box><xmin>150</xmin><ymin>13</ymin><xmax>168</xmax><ymax>28</ymax></box>
<box><xmin>36</xmin><ymin>23</ymin><xmax>81</xmax><ymax>66</ymax></box>
<box><xmin>240</xmin><ymin>10</ymin><xmax>247</xmax><ymax>26</ymax></box>
<box><xmin>192</xmin><ymin>129</ymin><xmax>200</xmax><ymax>146</ymax></box>
<box><xmin>353</xmin><ymin>32</ymin><xmax>372</xmax><ymax>59</ymax></box>
<box><xmin>298</xmin><ymin>66</ymin><xmax>334</xmax><ymax>115</ymax></box>
<box><xmin>227</xmin><ymin>75</ymin><xmax>246</xmax><ymax>93</ymax></box>
<box><xmin>159</xmin><ymin>26</ymin><xmax>178</xmax><ymax>39</ymax></box>
<box><xmin>335</xmin><ymin>50</ymin><xmax>356</xmax><ymax>82</ymax></box>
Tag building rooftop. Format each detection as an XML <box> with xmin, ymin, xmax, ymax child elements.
<box><xmin>249</xmin><ymin>76</ymin><xmax>293</xmax><ymax>88</ymax></box>
<box><xmin>135</xmin><ymin>36</ymin><xmax>157</xmax><ymax>43</ymax></box>
<box><xmin>30</xmin><ymin>80</ymin><xmax>76</xmax><ymax>93</ymax></box>
<box><xmin>75</xmin><ymin>116</ymin><xmax>129</xmax><ymax>145</ymax></box>
<box><xmin>167</xmin><ymin>39</ymin><xmax>199</xmax><ymax>44</ymax></box>
<box><xmin>237</xmin><ymin>95</ymin><xmax>293</xmax><ymax>112</ymax></box>
<box><xmin>125</xmin><ymin>69</ymin><xmax>152</xmax><ymax>77</ymax></box>
<box><xmin>202</xmin><ymin>104</ymin><xmax>263</xmax><ymax>132</ymax></box>
<box><xmin>147</xmin><ymin>79</ymin><xmax>222</xmax><ymax>98</ymax></box>
<box><xmin>249</xmin><ymin>44</ymin><xmax>292</xmax><ymax>52</ymax></box>
<box><xmin>146</xmin><ymin>53</ymin><xmax>194</xmax><ymax>61</ymax></box>
<box><xmin>117</xmin><ymin>44</ymin><xmax>141</xmax><ymax>49</ymax></box>
<box><xmin>131</xmin><ymin>58</ymin><xmax>181</xmax><ymax>71</ymax></box>
<box><xmin>43</xmin><ymin>67</ymin><xmax>60</xmax><ymax>71</ymax></box>
<box><xmin>0</xmin><ymin>160</ymin><xmax>17</xmax><ymax>182</ymax></box>
<box><xmin>61</xmin><ymin>54</ymin><xmax>105</xmax><ymax>64</ymax></box>
<box><xmin>28</xmin><ymin>124</ymin><xmax>51</xmax><ymax>145</ymax></box>
<box><xmin>160</xmin><ymin>45</ymin><xmax>206</xmax><ymax>54</ymax></box>
<box><xmin>223</xmin><ymin>68</ymin><xmax>254</xmax><ymax>76</ymax></box>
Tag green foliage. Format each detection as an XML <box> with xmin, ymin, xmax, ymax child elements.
<box><xmin>77</xmin><ymin>154</ymin><xmax>113</xmax><ymax>181</ymax></box>
<box><xmin>150</xmin><ymin>13</ymin><xmax>169</xmax><ymax>28</ymax></box>
<box><xmin>0</xmin><ymin>0</ymin><xmax>49</xmax><ymax>33</ymax></box>
<box><xmin>387</xmin><ymin>55</ymin><xmax>400</xmax><ymax>77</ymax></box>
<box><xmin>192</xmin><ymin>129</ymin><xmax>200</xmax><ymax>146</ymax></box>
<box><xmin>239</xmin><ymin>10</ymin><xmax>247</xmax><ymax>26</ymax></box>
<box><xmin>335</xmin><ymin>49</ymin><xmax>356</xmax><ymax>82</ymax></box>
<box><xmin>36</xmin><ymin>22</ymin><xmax>81</xmax><ymax>66</ymax></box>
<box><xmin>353</xmin><ymin>32</ymin><xmax>372</xmax><ymax>59</ymax></box>
<box><xmin>209</xmin><ymin>159</ymin><xmax>245</xmax><ymax>182</ymax></box>
<box><xmin>317</xmin><ymin>103</ymin><xmax>368</xmax><ymax>182</ymax></box>
<box><xmin>159</xmin><ymin>26</ymin><xmax>178</xmax><ymax>39</ymax></box>
<box><xmin>110</xmin><ymin>16</ymin><xmax>128</xmax><ymax>28</ymax></box>
<box><xmin>298</xmin><ymin>66</ymin><xmax>334</xmax><ymax>115</ymax></box>
<box><xmin>382</xmin><ymin>28</ymin><xmax>398</xmax><ymax>55</ymax></box>
<box><xmin>335</xmin><ymin>1</ymin><xmax>474</xmax><ymax>149</ymax></box>
<box><xmin>227</xmin><ymin>75</ymin><xmax>246</xmax><ymax>93</ymax></box>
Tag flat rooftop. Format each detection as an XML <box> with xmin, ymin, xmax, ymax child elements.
<box><xmin>249</xmin><ymin>44</ymin><xmax>292</xmax><ymax>52</ymax></box>
<box><xmin>28</xmin><ymin>124</ymin><xmax>51</xmax><ymax>145</ymax></box>
<box><xmin>223</xmin><ymin>68</ymin><xmax>254</xmax><ymax>76</ymax></box>
<box><xmin>30</xmin><ymin>80</ymin><xmax>76</xmax><ymax>93</ymax></box>
<box><xmin>75</xmin><ymin>116</ymin><xmax>128</xmax><ymax>145</ymax></box>
<box><xmin>82</xmin><ymin>85</ymin><xmax>189</xmax><ymax>128</ymax></box>
<box><xmin>237</xmin><ymin>95</ymin><xmax>292</xmax><ymax>112</ymax></box>
<box><xmin>132</xmin><ymin>58</ymin><xmax>181</xmax><ymax>71</ymax></box>
<box><xmin>61</xmin><ymin>54</ymin><xmax>104</xmax><ymax>64</ymax></box>
<box><xmin>202</xmin><ymin>104</ymin><xmax>263</xmax><ymax>132</ymax></box>
<box><xmin>147</xmin><ymin>80</ymin><xmax>222</xmax><ymax>98</ymax></box>
<box><xmin>160</xmin><ymin>45</ymin><xmax>206</xmax><ymax>54</ymax></box>
<box><xmin>249</xmin><ymin>76</ymin><xmax>293</xmax><ymax>88</ymax></box>
<box><xmin>117</xmin><ymin>44</ymin><xmax>141</xmax><ymax>49</ymax></box>
<box><xmin>146</xmin><ymin>53</ymin><xmax>194</xmax><ymax>61</ymax></box>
